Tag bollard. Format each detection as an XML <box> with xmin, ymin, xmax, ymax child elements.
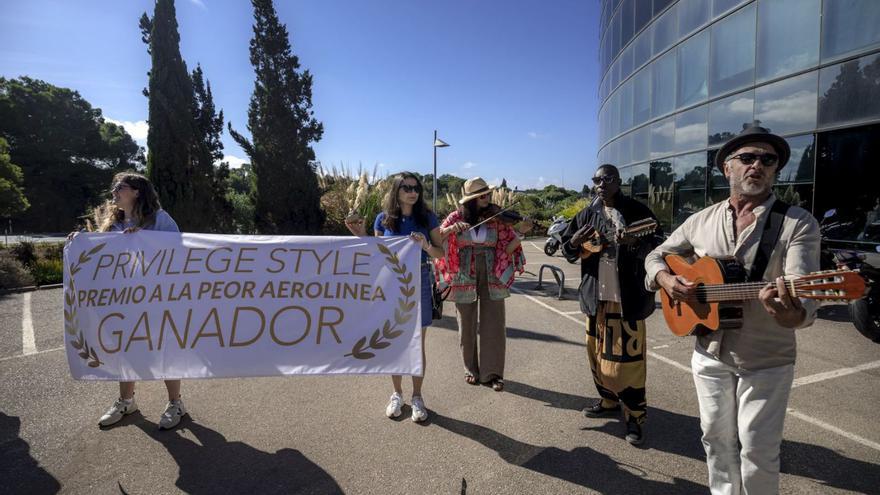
<box><xmin>535</xmin><ymin>264</ymin><xmax>566</xmax><ymax>300</ymax></box>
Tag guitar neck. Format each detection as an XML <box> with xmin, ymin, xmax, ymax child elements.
<box><xmin>696</xmin><ymin>281</ymin><xmax>794</xmax><ymax>302</ymax></box>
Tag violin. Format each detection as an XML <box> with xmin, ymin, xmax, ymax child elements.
<box><xmin>474</xmin><ymin>203</ymin><xmax>540</xmax><ymax>233</ymax></box>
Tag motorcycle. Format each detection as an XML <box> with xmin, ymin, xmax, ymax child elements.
<box><xmin>820</xmin><ymin>209</ymin><xmax>880</xmax><ymax>343</ymax></box>
<box><xmin>543</xmin><ymin>216</ymin><xmax>569</xmax><ymax>256</ymax></box>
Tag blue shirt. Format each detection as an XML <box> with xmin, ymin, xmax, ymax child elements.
<box><xmin>373</xmin><ymin>211</ymin><xmax>439</xmax><ymax>263</ymax></box>
<box><xmin>111</xmin><ymin>209</ymin><xmax>179</xmax><ymax>233</ymax></box>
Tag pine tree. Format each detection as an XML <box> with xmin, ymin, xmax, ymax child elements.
<box><xmin>191</xmin><ymin>65</ymin><xmax>234</xmax><ymax>232</ymax></box>
<box><xmin>229</xmin><ymin>0</ymin><xmax>324</xmax><ymax>234</ymax></box>
<box><xmin>140</xmin><ymin>0</ymin><xmax>211</xmax><ymax>231</ymax></box>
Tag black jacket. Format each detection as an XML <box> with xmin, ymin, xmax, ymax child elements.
<box><xmin>560</xmin><ymin>193</ymin><xmax>663</xmax><ymax>321</ymax></box>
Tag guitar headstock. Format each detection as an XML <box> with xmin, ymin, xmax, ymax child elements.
<box><xmin>793</xmin><ymin>270</ymin><xmax>867</xmax><ymax>301</ymax></box>
<box><xmin>624</xmin><ymin>219</ymin><xmax>659</xmax><ymax>238</ymax></box>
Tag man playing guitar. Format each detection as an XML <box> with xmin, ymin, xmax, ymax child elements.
<box><xmin>560</xmin><ymin>164</ymin><xmax>662</xmax><ymax>446</ymax></box>
<box><xmin>645</xmin><ymin>124</ymin><xmax>821</xmax><ymax>494</ymax></box>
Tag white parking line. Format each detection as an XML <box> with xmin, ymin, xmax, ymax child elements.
<box><xmin>787</xmin><ymin>408</ymin><xmax>880</xmax><ymax>452</ymax></box>
<box><xmin>22</xmin><ymin>292</ymin><xmax>36</xmax><ymax>355</ymax></box>
<box><xmin>791</xmin><ymin>360</ymin><xmax>880</xmax><ymax>388</ymax></box>
<box><xmin>513</xmin><ymin>289</ymin><xmax>880</xmax><ymax>453</ymax></box>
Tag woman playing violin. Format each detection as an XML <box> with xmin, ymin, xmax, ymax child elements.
<box><xmin>435</xmin><ymin>177</ymin><xmax>531</xmax><ymax>391</ymax></box>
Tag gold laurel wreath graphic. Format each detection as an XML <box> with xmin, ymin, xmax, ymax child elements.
<box><xmin>64</xmin><ymin>242</ymin><xmax>106</xmax><ymax>368</ymax></box>
<box><xmin>344</xmin><ymin>242</ymin><xmax>416</xmax><ymax>360</ymax></box>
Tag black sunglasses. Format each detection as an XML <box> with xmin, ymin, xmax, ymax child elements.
<box><xmin>400</xmin><ymin>184</ymin><xmax>422</xmax><ymax>193</ymax></box>
<box><xmin>592</xmin><ymin>175</ymin><xmax>618</xmax><ymax>185</ymax></box>
<box><xmin>727</xmin><ymin>152</ymin><xmax>779</xmax><ymax>166</ymax></box>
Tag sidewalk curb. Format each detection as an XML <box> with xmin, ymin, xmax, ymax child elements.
<box><xmin>0</xmin><ymin>283</ymin><xmax>63</xmax><ymax>295</ymax></box>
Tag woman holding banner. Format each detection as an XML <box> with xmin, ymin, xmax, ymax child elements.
<box><xmin>344</xmin><ymin>172</ymin><xmax>444</xmax><ymax>422</ymax></box>
<box><xmin>435</xmin><ymin>177</ymin><xmax>527</xmax><ymax>392</ymax></box>
<box><xmin>89</xmin><ymin>172</ymin><xmax>186</xmax><ymax>430</ymax></box>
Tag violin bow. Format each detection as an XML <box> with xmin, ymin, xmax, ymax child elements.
<box><xmin>467</xmin><ymin>198</ymin><xmax>523</xmax><ymax>231</ymax></box>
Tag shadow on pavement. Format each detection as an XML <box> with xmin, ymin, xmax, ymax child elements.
<box><xmin>134</xmin><ymin>417</ymin><xmax>342</xmax><ymax>495</ymax></box>
<box><xmin>608</xmin><ymin>408</ymin><xmax>880</xmax><ymax>493</ymax></box>
<box><xmin>430</xmin><ymin>316</ymin><xmax>583</xmax><ymax>347</ymax></box>
<box><xmin>431</xmin><ymin>412</ymin><xmax>704</xmax><ymax>493</ymax></box>
<box><xmin>0</xmin><ymin>412</ymin><xmax>61</xmax><ymax>494</ymax></box>
<box><xmin>816</xmin><ymin>304</ymin><xmax>853</xmax><ymax>323</ymax></box>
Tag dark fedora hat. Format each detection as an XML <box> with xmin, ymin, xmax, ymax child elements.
<box><xmin>714</xmin><ymin>122</ymin><xmax>791</xmax><ymax>170</ymax></box>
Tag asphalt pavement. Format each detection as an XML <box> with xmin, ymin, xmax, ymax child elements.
<box><xmin>1</xmin><ymin>239</ymin><xmax>878</xmax><ymax>494</ymax></box>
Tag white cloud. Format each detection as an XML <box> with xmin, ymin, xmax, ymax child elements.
<box><xmin>221</xmin><ymin>155</ymin><xmax>249</xmax><ymax>169</ymax></box>
<box><xmin>105</xmin><ymin>118</ymin><xmax>148</xmax><ymax>144</ymax></box>
<box><xmin>189</xmin><ymin>0</ymin><xmax>207</xmax><ymax>9</ymax></box>
<box><xmin>461</xmin><ymin>161</ymin><xmax>478</xmax><ymax>170</ymax></box>
<box><xmin>528</xmin><ymin>131</ymin><xmax>549</xmax><ymax>139</ymax></box>
<box><xmin>755</xmin><ymin>89</ymin><xmax>816</xmax><ymax>127</ymax></box>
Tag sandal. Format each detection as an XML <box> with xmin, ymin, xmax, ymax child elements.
<box><xmin>465</xmin><ymin>374</ymin><xmax>478</xmax><ymax>385</ymax></box>
<box><xmin>491</xmin><ymin>379</ymin><xmax>504</xmax><ymax>392</ymax></box>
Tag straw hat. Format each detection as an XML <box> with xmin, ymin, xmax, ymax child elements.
<box><xmin>458</xmin><ymin>177</ymin><xmax>496</xmax><ymax>204</ymax></box>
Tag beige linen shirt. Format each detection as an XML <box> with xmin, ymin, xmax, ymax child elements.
<box><xmin>644</xmin><ymin>194</ymin><xmax>821</xmax><ymax>370</ymax></box>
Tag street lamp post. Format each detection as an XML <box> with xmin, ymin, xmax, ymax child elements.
<box><xmin>432</xmin><ymin>130</ymin><xmax>450</xmax><ymax>212</ymax></box>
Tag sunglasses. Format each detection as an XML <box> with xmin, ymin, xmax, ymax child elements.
<box><xmin>727</xmin><ymin>152</ymin><xmax>779</xmax><ymax>167</ymax></box>
<box><xmin>592</xmin><ymin>175</ymin><xmax>618</xmax><ymax>185</ymax></box>
<box><xmin>400</xmin><ymin>184</ymin><xmax>422</xmax><ymax>193</ymax></box>
<box><xmin>111</xmin><ymin>183</ymin><xmax>133</xmax><ymax>193</ymax></box>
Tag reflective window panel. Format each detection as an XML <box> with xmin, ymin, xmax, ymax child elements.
<box><xmin>677</xmin><ymin>30</ymin><xmax>709</xmax><ymax>108</ymax></box>
<box><xmin>821</xmin><ymin>0</ymin><xmax>880</xmax><ymax>61</ymax></box>
<box><xmin>654</xmin><ymin>0</ymin><xmax>675</xmax><ymax>16</ymax></box>
<box><xmin>621</xmin><ymin>0</ymin><xmax>635</xmax><ymax>49</ymax></box>
<box><xmin>709</xmin><ymin>89</ymin><xmax>754</xmax><ymax>146</ymax></box>
<box><xmin>632</xmin><ymin>125</ymin><xmax>651</xmax><ymax>163</ymax></box>
<box><xmin>650</xmin><ymin>116</ymin><xmax>676</xmax><ymax>159</ymax></box>
<box><xmin>650</xmin><ymin>159</ymin><xmax>675</xmax><ymax>232</ymax></box>
<box><xmin>674</xmin><ymin>152</ymin><xmax>709</xmax><ymax>228</ymax></box>
<box><xmin>652</xmin><ymin>50</ymin><xmax>677</xmax><ymax>118</ymax></box>
<box><xmin>653</xmin><ymin>5</ymin><xmax>678</xmax><ymax>57</ymax></box>
<box><xmin>778</xmin><ymin>133</ymin><xmax>815</xmax><ymax>184</ymax></box>
<box><xmin>620</xmin><ymin>79</ymin><xmax>634</xmax><ymax>133</ymax></box>
<box><xmin>754</xmin><ymin>70</ymin><xmax>818</xmax><ymax>136</ymax></box>
<box><xmin>675</xmin><ymin>104</ymin><xmax>708</xmax><ymax>153</ymax></box>
<box><xmin>634</xmin><ymin>26</ymin><xmax>652</xmax><ymax>70</ymax></box>
<box><xmin>710</xmin><ymin>3</ymin><xmax>755</xmax><ymax>97</ymax></box>
<box><xmin>815</xmin><ymin>123</ymin><xmax>880</xmax><ymax>244</ymax></box>
<box><xmin>818</xmin><ymin>52</ymin><xmax>880</xmax><ymax>128</ymax></box>
<box><xmin>756</xmin><ymin>0</ymin><xmax>820</xmax><ymax>83</ymax></box>
<box><xmin>633</xmin><ymin>67</ymin><xmax>652</xmax><ymax>126</ymax></box>
<box><xmin>634</xmin><ymin>0</ymin><xmax>652</xmax><ymax>36</ymax></box>
<box><xmin>713</xmin><ymin>0</ymin><xmax>747</xmax><ymax>17</ymax></box>
<box><xmin>678</xmin><ymin>0</ymin><xmax>709</xmax><ymax>37</ymax></box>
<box><xmin>630</xmin><ymin>162</ymin><xmax>650</xmax><ymax>196</ymax></box>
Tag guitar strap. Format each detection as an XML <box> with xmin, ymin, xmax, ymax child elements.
<box><xmin>747</xmin><ymin>199</ymin><xmax>790</xmax><ymax>282</ymax></box>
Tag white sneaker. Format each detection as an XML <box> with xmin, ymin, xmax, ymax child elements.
<box><xmin>385</xmin><ymin>392</ymin><xmax>403</xmax><ymax>418</ymax></box>
<box><xmin>159</xmin><ymin>398</ymin><xmax>186</xmax><ymax>430</ymax></box>
<box><xmin>98</xmin><ymin>397</ymin><xmax>138</xmax><ymax>427</ymax></box>
<box><xmin>411</xmin><ymin>395</ymin><xmax>428</xmax><ymax>423</ymax></box>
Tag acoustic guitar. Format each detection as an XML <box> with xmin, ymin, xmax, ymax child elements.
<box><xmin>579</xmin><ymin>218</ymin><xmax>659</xmax><ymax>259</ymax></box>
<box><xmin>660</xmin><ymin>254</ymin><xmax>867</xmax><ymax>336</ymax></box>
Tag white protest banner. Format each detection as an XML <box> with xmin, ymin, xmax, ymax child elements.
<box><xmin>62</xmin><ymin>232</ymin><xmax>423</xmax><ymax>380</ymax></box>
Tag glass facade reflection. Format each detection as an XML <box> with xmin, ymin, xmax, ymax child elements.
<box><xmin>598</xmin><ymin>0</ymin><xmax>880</xmax><ymax>245</ymax></box>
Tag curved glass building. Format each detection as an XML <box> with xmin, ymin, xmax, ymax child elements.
<box><xmin>597</xmin><ymin>0</ymin><xmax>880</xmax><ymax>249</ymax></box>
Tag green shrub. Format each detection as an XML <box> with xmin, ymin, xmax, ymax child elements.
<box><xmin>31</xmin><ymin>258</ymin><xmax>63</xmax><ymax>286</ymax></box>
<box><xmin>0</xmin><ymin>256</ymin><xmax>34</xmax><ymax>289</ymax></box>
<box><xmin>556</xmin><ymin>198</ymin><xmax>590</xmax><ymax>220</ymax></box>
<box><xmin>11</xmin><ymin>241</ymin><xmax>36</xmax><ymax>267</ymax></box>
<box><xmin>41</xmin><ymin>242</ymin><xmax>65</xmax><ymax>262</ymax></box>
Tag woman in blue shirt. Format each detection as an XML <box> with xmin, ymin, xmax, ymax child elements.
<box><xmin>344</xmin><ymin>172</ymin><xmax>444</xmax><ymax>422</ymax></box>
<box><xmin>90</xmin><ymin>172</ymin><xmax>186</xmax><ymax>430</ymax></box>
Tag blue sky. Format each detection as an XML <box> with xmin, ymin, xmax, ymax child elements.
<box><xmin>0</xmin><ymin>0</ymin><xmax>600</xmax><ymax>191</ymax></box>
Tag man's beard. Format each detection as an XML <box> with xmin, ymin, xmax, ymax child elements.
<box><xmin>732</xmin><ymin>175</ymin><xmax>772</xmax><ymax>197</ymax></box>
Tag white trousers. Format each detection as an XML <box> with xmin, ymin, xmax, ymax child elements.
<box><xmin>691</xmin><ymin>350</ymin><xmax>794</xmax><ymax>495</ymax></box>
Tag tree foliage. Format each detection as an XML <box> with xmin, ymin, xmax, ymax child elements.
<box><xmin>229</xmin><ymin>0</ymin><xmax>324</xmax><ymax>234</ymax></box>
<box><xmin>0</xmin><ymin>77</ymin><xmax>143</xmax><ymax>231</ymax></box>
<box><xmin>141</xmin><ymin>0</ymin><xmax>214</xmax><ymax>231</ymax></box>
<box><xmin>0</xmin><ymin>137</ymin><xmax>29</xmax><ymax>217</ymax></box>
